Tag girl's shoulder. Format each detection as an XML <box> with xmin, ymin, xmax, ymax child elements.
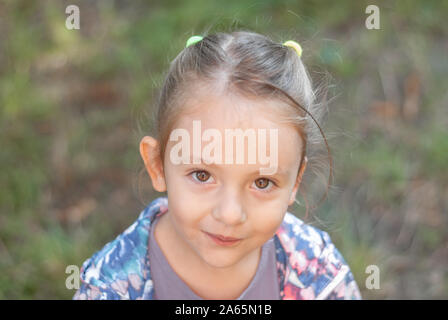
<box><xmin>277</xmin><ymin>212</ymin><xmax>333</xmax><ymax>257</ymax></box>
<box><xmin>74</xmin><ymin>197</ymin><xmax>167</xmax><ymax>299</ymax></box>
<box><xmin>275</xmin><ymin>212</ymin><xmax>362</xmax><ymax>299</ymax></box>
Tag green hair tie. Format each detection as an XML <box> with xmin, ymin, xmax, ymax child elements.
<box><xmin>283</xmin><ymin>40</ymin><xmax>303</xmax><ymax>58</ymax></box>
<box><xmin>186</xmin><ymin>35</ymin><xmax>204</xmax><ymax>48</ymax></box>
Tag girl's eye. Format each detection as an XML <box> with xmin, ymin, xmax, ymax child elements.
<box><xmin>191</xmin><ymin>170</ymin><xmax>212</xmax><ymax>183</ymax></box>
<box><xmin>253</xmin><ymin>178</ymin><xmax>274</xmax><ymax>191</ymax></box>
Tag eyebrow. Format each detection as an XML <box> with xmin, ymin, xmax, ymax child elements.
<box><xmin>188</xmin><ymin>157</ymin><xmax>289</xmax><ymax>178</ymax></box>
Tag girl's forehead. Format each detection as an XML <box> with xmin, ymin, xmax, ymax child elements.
<box><xmin>178</xmin><ymin>90</ymin><xmax>295</xmax><ymax>130</ymax></box>
<box><xmin>166</xmin><ymin>91</ymin><xmax>305</xmax><ymax>171</ymax></box>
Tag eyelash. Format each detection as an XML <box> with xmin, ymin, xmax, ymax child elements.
<box><xmin>187</xmin><ymin>169</ymin><xmax>278</xmax><ymax>193</ymax></box>
<box><xmin>189</xmin><ymin>169</ymin><xmax>214</xmax><ymax>184</ymax></box>
<box><xmin>253</xmin><ymin>178</ymin><xmax>276</xmax><ymax>193</ymax></box>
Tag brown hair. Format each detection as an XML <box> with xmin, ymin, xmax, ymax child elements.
<box><xmin>146</xmin><ymin>30</ymin><xmax>332</xmax><ymax>218</ymax></box>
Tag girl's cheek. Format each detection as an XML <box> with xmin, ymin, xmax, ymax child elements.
<box><xmin>251</xmin><ymin>197</ymin><xmax>288</xmax><ymax>227</ymax></box>
<box><xmin>250</xmin><ymin>188</ymin><xmax>282</xmax><ymax>202</ymax></box>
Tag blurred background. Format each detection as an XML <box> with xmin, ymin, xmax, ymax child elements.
<box><xmin>0</xmin><ymin>0</ymin><xmax>447</xmax><ymax>299</ymax></box>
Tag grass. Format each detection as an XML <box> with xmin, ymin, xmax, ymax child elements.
<box><xmin>0</xmin><ymin>0</ymin><xmax>447</xmax><ymax>299</ymax></box>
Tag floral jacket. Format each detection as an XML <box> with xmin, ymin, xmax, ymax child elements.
<box><xmin>73</xmin><ymin>197</ymin><xmax>362</xmax><ymax>300</ymax></box>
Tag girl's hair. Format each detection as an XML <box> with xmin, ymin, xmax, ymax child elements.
<box><xmin>148</xmin><ymin>30</ymin><xmax>332</xmax><ymax>218</ymax></box>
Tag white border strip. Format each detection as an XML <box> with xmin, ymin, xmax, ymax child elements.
<box><xmin>315</xmin><ymin>265</ymin><xmax>350</xmax><ymax>300</ymax></box>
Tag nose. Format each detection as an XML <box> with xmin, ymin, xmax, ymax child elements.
<box><xmin>212</xmin><ymin>189</ymin><xmax>246</xmax><ymax>226</ymax></box>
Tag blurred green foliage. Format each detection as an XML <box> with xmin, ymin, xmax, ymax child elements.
<box><xmin>0</xmin><ymin>0</ymin><xmax>447</xmax><ymax>299</ymax></box>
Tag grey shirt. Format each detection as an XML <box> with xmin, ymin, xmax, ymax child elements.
<box><xmin>148</xmin><ymin>215</ymin><xmax>280</xmax><ymax>300</ymax></box>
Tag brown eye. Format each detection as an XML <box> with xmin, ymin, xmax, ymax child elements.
<box><xmin>194</xmin><ymin>171</ymin><xmax>210</xmax><ymax>182</ymax></box>
<box><xmin>255</xmin><ymin>178</ymin><xmax>269</xmax><ymax>189</ymax></box>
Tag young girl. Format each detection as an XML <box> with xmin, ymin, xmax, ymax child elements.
<box><xmin>73</xmin><ymin>30</ymin><xmax>362</xmax><ymax>300</ymax></box>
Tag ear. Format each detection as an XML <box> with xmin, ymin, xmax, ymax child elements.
<box><xmin>139</xmin><ymin>136</ymin><xmax>167</xmax><ymax>192</ymax></box>
<box><xmin>288</xmin><ymin>156</ymin><xmax>307</xmax><ymax>206</ymax></box>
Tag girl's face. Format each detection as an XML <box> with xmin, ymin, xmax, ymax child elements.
<box><xmin>141</xmin><ymin>88</ymin><xmax>306</xmax><ymax>271</ymax></box>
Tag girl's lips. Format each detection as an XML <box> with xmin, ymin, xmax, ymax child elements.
<box><xmin>203</xmin><ymin>231</ymin><xmax>242</xmax><ymax>246</ymax></box>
